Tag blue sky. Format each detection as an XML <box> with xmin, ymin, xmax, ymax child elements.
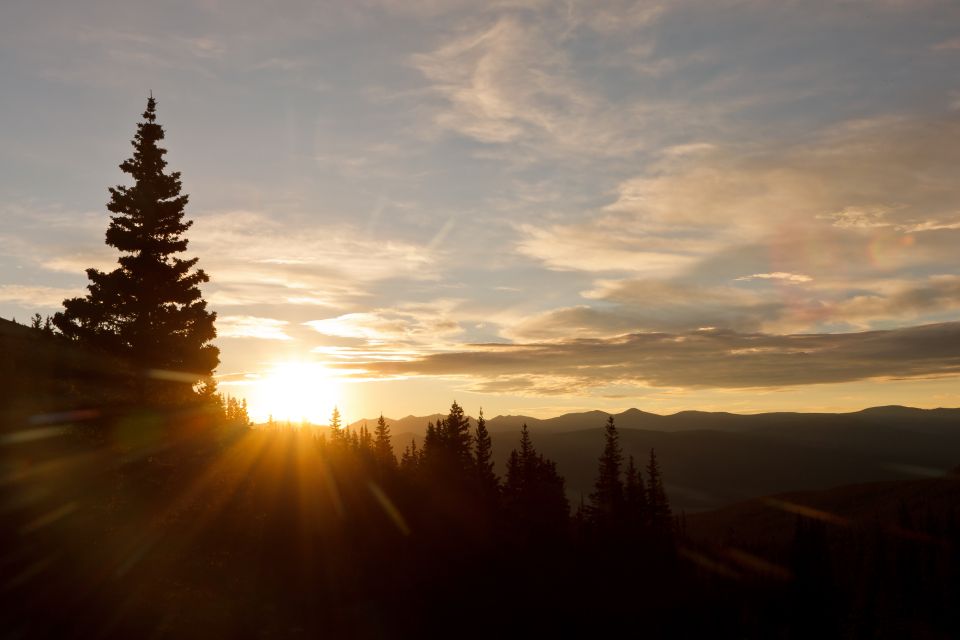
<box><xmin>2</xmin><ymin>0</ymin><xmax>960</xmax><ymax>421</ymax></box>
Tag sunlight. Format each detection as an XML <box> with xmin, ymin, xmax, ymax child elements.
<box><xmin>247</xmin><ymin>361</ymin><xmax>342</xmax><ymax>425</ymax></box>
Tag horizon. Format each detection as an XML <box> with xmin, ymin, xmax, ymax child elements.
<box><xmin>257</xmin><ymin>402</ymin><xmax>960</xmax><ymax>429</ymax></box>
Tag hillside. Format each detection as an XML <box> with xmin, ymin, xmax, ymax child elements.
<box><xmin>685</xmin><ymin>472</ymin><xmax>960</xmax><ymax>548</ymax></box>
<box><xmin>360</xmin><ymin>406</ymin><xmax>960</xmax><ymax>511</ymax></box>
<box><xmin>0</xmin><ymin>317</ymin><xmax>134</xmax><ymax>422</ymax></box>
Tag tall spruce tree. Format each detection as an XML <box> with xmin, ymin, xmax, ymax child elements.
<box><xmin>329</xmin><ymin>407</ymin><xmax>343</xmax><ymax>441</ymax></box>
<box><xmin>359</xmin><ymin>423</ymin><xmax>373</xmax><ymax>453</ymax></box>
<box><xmin>590</xmin><ymin>415</ymin><xmax>624</xmax><ymax>528</ymax></box>
<box><xmin>400</xmin><ymin>438</ymin><xmax>420</xmax><ymax>472</ymax></box>
<box><xmin>422</xmin><ymin>420</ymin><xmax>439</xmax><ymax>461</ymax></box>
<box><xmin>374</xmin><ymin>414</ymin><xmax>396</xmax><ymax>471</ymax></box>
<box><xmin>473</xmin><ymin>408</ymin><xmax>499</xmax><ymax>495</ymax></box>
<box><xmin>624</xmin><ymin>454</ymin><xmax>648</xmax><ymax>532</ymax></box>
<box><xmin>646</xmin><ymin>448</ymin><xmax>672</xmax><ymax>535</ymax></box>
<box><xmin>504</xmin><ymin>424</ymin><xmax>568</xmax><ymax>538</ymax></box>
<box><xmin>54</xmin><ymin>96</ymin><xmax>217</xmax><ymax>403</ymax></box>
<box><xmin>444</xmin><ymin>400</ymin><xmax>473</xmax><ymax>466</ymax></box>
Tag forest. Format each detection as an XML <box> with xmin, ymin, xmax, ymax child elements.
<box><xmin>2</xmin><ymin>97</ymin><xmax>959</xmax><ymax>639</ymax></box>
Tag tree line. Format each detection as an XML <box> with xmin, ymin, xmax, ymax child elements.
<box><xmin>260</xmin><ymin>401</ymin><xmax>675</xmax><ymax>544</ymax></box>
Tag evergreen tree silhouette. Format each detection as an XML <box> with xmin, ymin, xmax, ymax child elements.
<box><xmin>646</xmin><ymin>448</ymin><xmax>672</xmax><ymax>535</ymax></box>
<box><xmin>590</xmin><ymin>416</ymin><xmax>624</xmax><ymax>528</ymax></box>
<box><xmin>624</xmin><ymin>454</ymin><xmax>648</xmax><ymax>532</ymax></box>
<box><xmin>473</xmin><ymin>408</ymin><xmax>499</xmax><ymax>495</ymax></box>
<box><xmin>53</xmin><ymin>95</ymin><xmax>218</xmax><ymax>403</ymax></box>
<box><xmin>359</xmin><ymin>423</ymin><xmax>373</xmax><ymax>453</ymax></box>
<box><xmin>443</xmin><ymin>400</ymin><xmax>473</xmax><ymax>466</ymax></box>
<box><xmin>504</xmin><ymin>424</ymin><xmax>568</xmax><ymax>538</ymax></box>
<box><xmin>30</xmin><ymin>313</ymin><xmax>54</xmax><ymax>336</ymax></box>
<box><xmin>221</xmin><ymin>394</ymin><xmax>250</xmax><ymax>425</ymax></box>
<box><xmin>422</xmin><ymin>420</ymin><xmax>439</xmax><ymax>461</ymax></box>
<box><xmin>400</xmin><ymin>438</ymin><xmax>420</xmax><ymax>472</ymax></box>
<box><xmin>329</xmin><ymin>407</ymin><xmax>342</xmax><ymax>441</ymax></box>
<box><xmin>374</xmin><ymin>414</ymin><xmax>397</xmax><ymax>471</ymax></box>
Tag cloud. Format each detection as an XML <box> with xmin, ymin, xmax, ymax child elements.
<box><xmin>305</xmin><ymin>309</ymin><xmax>461</xmax><ymax>344</ymax></box>
<box><xmin>821</xmin><ymin>206</ymin><xmax>895</xmax><ymax>230</ymax></box>
<box><xmin>342</xmin><ymin>322</ymin><xmax>960</xmax><ymax>393</ymax></box>
<box><xmin>411</xmin><ymin>12</ymin><xmax>654</xmax><ymax>158</ymax></box>
<box><xmin>898</xmin><ymin>219</ymin><xmax>960</xmax><ymax>233</ymax></box>
<box><xmin>305</xmin><ymin>303</ymin><xmax>464</xmax><ymax>346</ymax></box>
<box><xmin>520</xmin><ymin>113</ymin><xmax>960</xmax><ymax>270</ymax></box>
<box><xmin>932</xmin><ymin>37</ymin><xmax>960</xmax><ymax>52</ymax></box>
<box><xmin>662</xmin><ymin>142</ymin><xmax>717</xmax><ymax>157</ymax></box>
<box><xmin>502</xmin><ymin>279</ymin><xmax>786</xmax><ymax>339</ymax></box>
<box><xmin>217</xmin><ymin>315</ymin><xmax>293</xmax><ymax>341</ymax></box>
<box><xmin>0</xmin><ymin>285</ymin><xmax>80</xmax><ymax>309</ymax></box>
<box><xmin>512</xmin><ymin>271</ymin><xmax>960</xmax><ymax>340</ymax></box>
<box><xmin>1</xmin><ymin>205</ymin><xmax>442</xmax><ymax>316</ymax></box>
<box><xmin>192</xmin><ymin>210</ymin><xmax>435</xmax><ymax>282</ymax></box>
<box><xmin>736</xmin><ymin>272</ymin><xmax>812</xmax><ymax>283</ymax></box>
<box><xmin>832</xmin><ymin>275</ymin><xmax>960</xmax><ymax>326</ymax></box>
<box><xmin>185</xmin><ymin>210</ymin><xmax>439</xmax><ymax>308</ymax></box>
<box><xmin>40</xmin><ymin>252</ymin><xmax>115</xmax><ymax>274</ymax></box>
<box><xmin>516</xmin><ymin>221</ymin><xmax>700</xmax><ymax>276</ymax></box>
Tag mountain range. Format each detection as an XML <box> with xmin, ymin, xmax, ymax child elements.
<box><xmin>346</xmin><ymin>406</ymin><xmax>960</xmax><ymax>512</ymax></box>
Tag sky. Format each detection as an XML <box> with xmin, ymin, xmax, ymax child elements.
<box><xmin>2</xmin><ymin>0</ymin><xmax>960</xmax><ymax>422</ymax></box>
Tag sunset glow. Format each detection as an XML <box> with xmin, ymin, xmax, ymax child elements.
<box><xmin>246</xmin><ymin>361</ymin><xmax>342</xmax><ymax>425</ymax></box>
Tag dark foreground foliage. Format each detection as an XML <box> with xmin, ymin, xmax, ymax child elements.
<box><xmin>3</xmin><ymin>320</ymin><xmax>960</xmax><ymax>638</ymax></box>
<box><xmin>0</xmin><ymin>407</ymin><xmax>673</xmax><ymax>638</ymax></box>
<box><xmin>2</xmin><ymin>398</ymin><xmax>959</xmax><ymax>639</ymax></box>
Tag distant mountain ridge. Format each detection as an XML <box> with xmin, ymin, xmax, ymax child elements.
<box><xmin>342</xmin><ymin>405</ymin><xmax>960</xmax><ymax>513</ymax></box>
<box><xmin>686</xmin><ymin>473</ymin><xmax>960</xmax><ymax>547</ymax></box>
<box><xmin>346</xmin><ymin>405</ymin><xmax>960</xmax><ymax>436</ymax></box>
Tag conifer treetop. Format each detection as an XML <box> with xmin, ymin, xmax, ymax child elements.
<box><xmin>53</xmin><ymin>95</ymin><xmax>218</xmax><ymax>403</ymax></box>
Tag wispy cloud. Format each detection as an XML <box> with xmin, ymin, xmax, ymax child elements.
<box><xmin>932</xmin><ymin>37</ymin><xmax>960</xmax><ymax>51</ymax></box>
<box><xmin>411</xmin><ymin>12</ymin><xmax>655</xmax><ymax>159</ymax></box>
<box><xmin>345</xmin><ymin>322</ymin><xmax>960</xmax><ymax>393</ymax></box>
<box><xmin>736</xmin><ymin>272</ymin><xmax>812</xmax><ymax>283</ymax></box>
<box><xmin>305</xmin><ymin>300</ymin><xmax>465</xmax><ymax>348</ymax></box>
<box><xmin>217</xmin><ymin>315</ymin><xmax>294</xmax><ymax>341</ymax></box>
<box><xmin>0</xmin><ymin>285</ymin><xmax>80</xmax><ymax>309</ymax></box>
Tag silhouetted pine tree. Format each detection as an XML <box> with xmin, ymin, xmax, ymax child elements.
<box><xmin>30</xmin><ymin>313</ymin><xmax>54</xmax><ymax>336</ymax></box>
<box><xmin>220</xmin><ymin>394</ymin><xmax>251</xmax><ymax>426</ymax></box>
<box><xmin>504</xmin><ymin>450</ymin><xmax>522</xmax><ymax>497</ymax></box>
<box><xmin>590</xmin><ymin>416</ymin><xmax>624</xmax><ymax>529</ymax></box>
<box><xmin>624</xmin><ymin>454</ymin><xmax>648</xmax><ymax>532</ymax></box>
<box><xmin>374</xmin><ymin>414</ymin><xmax>397</xmax><ymax>471</ymax></box>
<box><xmin>359</xmin><ymin>423</ymin><xmax>373</xmax><ymax>453</ymax></box>
<box><xmin>443</xmin><ymin>400</ymin><xmax>473</xmax><ymax>467</ymax></box>
<box><xmin>504</xmin><ymin>424</ymin><xmax>535</xmax><ymax>500</ymax></box>
<box><xmin>504</xmin><ymin>424</ymin><xmax>568</xmax><ymax>539</ymax></box>
<box><xmin>329</xmin><ymin>407</ymin><xmax>343</xmax><ymax>442</ymax></box>
<box><xmin>53</xmin><ymin>95</ymin><xmax>218</xmax><ymax>403</ymax></box>
<box><xmin>400</xmin><ymin>438</ymin><xmax>420</xmax><ymax>472</ymax></box>
<box><xmin>646</xmin><ymin>448</ymin><xmax>672</xmax><ymax>536</ymax></box>
<box><xmin>473</xmin><ymin>409</ymin><xmax>499</xmax><ymax>495</ymax></box>
<box><xmin>422</xmin><ymin>421</ymin><xmax>439</xmax><ymax>461</ymax></box>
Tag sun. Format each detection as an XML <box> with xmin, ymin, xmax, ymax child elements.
<box><xmin>248</xmin><ymin>361</ymin><xmax>342</xmax><ymax>425</ymax></box>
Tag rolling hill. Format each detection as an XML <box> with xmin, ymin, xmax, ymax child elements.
<box><xmin>351</xmin><ymin>406</ymin><xmax>960</xmax><ymax>511</ymax></box>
